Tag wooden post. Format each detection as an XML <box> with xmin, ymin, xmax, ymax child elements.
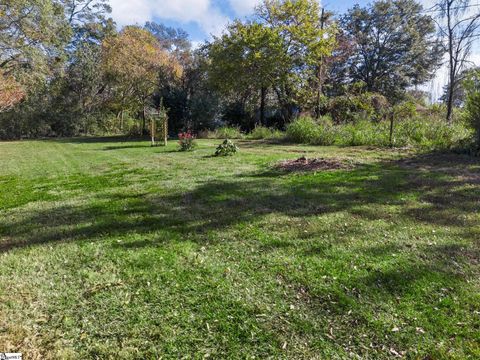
<box><xmin>151</xmin><ymin>115</ymin><xmax>156</xmax><ymax>147</ymax></box>
<box><xmin>389</xmin><ymin>112</ymin><xmax>395</xmax><ymax>148</ymax></box>
<box><xmin>163</xmin><ymin>117</ymin><xmax>168</xmax><ymax>146</ymax></box>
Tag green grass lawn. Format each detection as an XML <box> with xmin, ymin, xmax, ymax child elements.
<box><xmin>0</xmin><ymin>138</ymin><xmax>479</xmax><ymax>359</ymax></box>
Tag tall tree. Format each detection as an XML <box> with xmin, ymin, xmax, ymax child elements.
<box><xmin>145</xmin><ymin>22</ymin><xmax>194</xmax><ymax>131</ymax></box>
<box><xmin>208</xmin><ymin>21</ymin><xmax>287</xmax><ymax>125</ymax></box>
<box><xmin>207</xmin><ymin>0</ymin><xmax>336</xmax><ymax>125</ymax></box>
<box><xmin>435</xmin><ymin>0</ymin><xmax>480</xmax><ymax>123</ymax></box>
<box><xmin>257</xmin><ymin>0</ymin><xmax>337</xmax><ymax>120</ymax></box>
<box><xmin>0</xmin><ymin>0</ymin><xmax>71</xmax><ymax>108</ymax></box>
<box><xmin>101</xmin><ymin>26</ymin><xmax>182</xmax><ymax>133</ymax></box>
<box><xmin>341</xmin><ymin>0</ymin><xmax>443</xmax><ymax>101</ymax></box>
<box><xmin>51</xmin><ymin>42</ymin><xmax>107</xmax><ymax>134</ymax></box>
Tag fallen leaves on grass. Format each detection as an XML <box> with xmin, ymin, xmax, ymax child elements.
<box><xmin>83</xmin><ymin>281</ymin><xmax>124</xmax><ymax>297</ymax></box>
<box><xmin>275</xmin><ymin>157</ymin><xmax>350</xmax><ymax>172</ymax></box>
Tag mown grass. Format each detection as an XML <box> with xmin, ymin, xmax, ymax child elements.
<box><xmin>0</xmin><ymin>138</ymin><xmax>479</xmax><ymax>359</ymax></box>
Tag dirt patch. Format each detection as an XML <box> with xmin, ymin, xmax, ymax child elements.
<box><xmin>275</xmin><ymin>157</ymin><xmax>349</xmax><ymax>172</ymax></box>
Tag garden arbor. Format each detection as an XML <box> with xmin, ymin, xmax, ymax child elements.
<box><xmin>149</xmin><ymin>108</ymin><xmax>168</xmax><ymax>146</ymax></box>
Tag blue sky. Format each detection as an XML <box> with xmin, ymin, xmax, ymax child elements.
<box><xmin>109</xmin><ymin>0</ymin><xmax>364</xmax><ymax>43</ymax></box>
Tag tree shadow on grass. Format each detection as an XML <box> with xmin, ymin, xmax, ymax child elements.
<box><xmin>1</xmin><ymin>151</ymin><xmax>479</xmax><ymax>352</ymax></box>
<box><xmin>1</xmin><ymin>152</ymin><xmax>478</xmax><ymax>251</ymax></box>
<box><xmin>102</xmin><ymin>144</ymin><xmax>152</xmax><ymax>151</ymax></box>
<box><xmin>1</xmin><ymin>150</ymin><xmax>478</xmax><ymax>357</ymax></box>
<box><xmin>54</xmin><ymin>136</ymin><xmax>148</xmax><ymax>144</ymax></box>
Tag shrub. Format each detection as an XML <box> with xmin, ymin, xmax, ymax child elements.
<box><xmin>453</xmin><ymin>137</ymin><xmax>480</xmax><ymax>156</ymax></box>
<box><xmin>329</xmin><ymin>93</ymin><xmax>388</xmax><ymax>123</ymax></box>
<box><xmin>178</xmin><ymin>131</ymin><xmax>196</xmax><ymax>151</ymax></box>
<box><xmin>393</xmin><ymin>101</ymin><xmax>417</xmax><ymax>120</ymax></box>
<box><xmin>464</xmin><ymin>81</ymin><xmax>480</xmax><ymax>147</ymax></box>
<box><xmin>215</xmin><ymin>139</ymin><xmax>238</xmax><ymax>156</ymax></box>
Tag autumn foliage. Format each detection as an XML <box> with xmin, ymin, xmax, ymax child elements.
<box><xmin>0</xmin><ymin>72</ymin><xmax>25</xmax><ymax>112</ymax></box>
<box><xmin>101</xmin><ymin>26</ymin><xmax>182</xmax><ymax>115</ymax></box>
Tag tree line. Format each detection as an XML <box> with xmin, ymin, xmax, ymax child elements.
<box><xmin>1</xmin><ymin>0</ymin><xmax>480</xmax><ymax>143</ymax></box>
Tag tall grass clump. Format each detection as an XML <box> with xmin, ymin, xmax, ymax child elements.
<box><xmin>286</xmin><ymin>116</ymin><xmax>322</xmax><ymax>143</ymax></box>
<box><xmin>285</xmin><ymin>115</ymin><xmax>472</xmax><ymax>150</ymax></box>
<box><xmin>247</xmin><ymin>126</ymin><xmax>284</xmax><ymax>140</ymax></box>
<box><xmin>334</xmin><ymin>119</ymin><xmax>388</xmax><ymax>146</ymax></box>
<box><xmin>394</xmin><ymin>117</ymin><xmax>472</xmax><ymax>150</ymax></box>
<box><xmin>197</xmin><ymin>126</ymin><xmax>244</xmax><ymax>139</ymax></box>
<box><xmin>215</xmin><ymin>126</ymin><xmax>244</xmax><ymax>139</ymax></box>
<box><xmin>286</xmin><ymin>116</ymin><xmax>351</xmax><ymax>146</ymax></box>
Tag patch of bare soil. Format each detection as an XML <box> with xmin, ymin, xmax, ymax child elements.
<box><xmin>275</xmin><ymin>157</ymin><xmax>349</xmax><ymax>172</ymax></box>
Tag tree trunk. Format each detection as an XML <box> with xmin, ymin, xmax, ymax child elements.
<box><xmin>446</xmin><ymin>0</ymin><xmax>455</xmax><ymax>124</ymax></box>
<box><xmin>315</xmin><ymin>66</ymin><xmax>323</xmax><ymax>119</ymax></box>
<box><xmin>316</xmin><ymin>8</ymin><xmax>326</xmax><ymax>120</ymax></box>
<box><xmin>260</xmin><ymin>87</ymin><xmax>266</xmax><ymax>126</ymax></box>
<box><xmin>119</xmin><ymin>111</ymin><xmax>124</xmax><ymax>132</ymax></box>
<box><xmin>142</xmin><ymin>106</ymin><xmax>146</xmax><ymax>136</ymax></box>
<box><xmin>446</xmin><ymin>73</ymin><xmax>455</xmax><ymax>124</ymax></box>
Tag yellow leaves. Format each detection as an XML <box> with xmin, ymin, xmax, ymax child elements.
<box><xmin>101</xmin><ymin>26</ymin><xmax>183</xmax><ymax>112</ymax></box>
<box><xmin>102</xmin><ymin>26</ymin><xmax>183</xmax><ymax>87</ymax></box>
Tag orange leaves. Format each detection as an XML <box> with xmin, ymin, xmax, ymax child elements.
<box><xmin>0</xmin><ymin>72</ymin><xmax>25</xmax><ymax>112</ymax></box>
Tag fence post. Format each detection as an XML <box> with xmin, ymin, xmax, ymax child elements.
<box><xmin>150</xmin><ymin>115</ymin><xmax>156</xmax><ymax>147</ymax></box>
<box><xmin>389</xmin><ymin>111</ymin><xmax>395</xmax><ymax>148</ymax></box>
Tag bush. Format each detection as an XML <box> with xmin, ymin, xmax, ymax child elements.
<box><xmin>248</xmin><ymin>126</ymin><xmax>284</xmax><ymax>140</ymax></box>
<box><xmin>215</xmin><ymin>139</ymin><xmax>238</xmax><ymax>156</ymax></box>
<box><xmin>393</xmin><ymin>101</ymin><xmax>417</xmax><ymax>120</ymax></box>
<box><xmin>329</xmin><ymin>92</ymin><xmax>388</xmax><ymax>123</ymax></box>
<box><xmin>178</xmin><ymin>131</ymin><xmax>196</xmax><ymax>151</ymax></box>
<box><xmin>464</xmin><ymin>81</ymin><xmax>480</xmax><ymax>147</ymax></box>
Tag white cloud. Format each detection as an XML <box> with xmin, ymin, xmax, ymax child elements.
<box><xmin>109</xmin><ymin>0</ymin><xmax>230</xmax><ymax>37</ymax></box>
<box><xmin>228</xmin><ymin>0</ymin><xmax>261</xmax><ymax>16</ymax></box>
<box><xmin>109</xmin><ymin>0</ymin><xmax>153</xmax><ymax>26</ymax></box>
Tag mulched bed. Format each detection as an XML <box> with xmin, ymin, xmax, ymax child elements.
<box><xmin>275</xmin><ymin>156</ymin><xmax>349</xmax><ymax>172</ymax></box>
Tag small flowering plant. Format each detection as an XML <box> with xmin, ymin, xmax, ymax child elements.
<box><xmin>178</xmin><ymin>130</ymin><xmax>196</xmax><ymax>151</ymax></box>
<box><xmin>215</xmin><ymin>139</ymin><xmax>238</xmax><ymax>156</ymax></box>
